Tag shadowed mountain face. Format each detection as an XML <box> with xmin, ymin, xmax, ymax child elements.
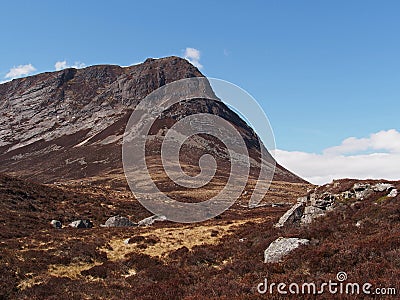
<box><xmin>0</xmin><ymin>56</ymin><xmax>305</xmax><ymax>185</ymax></box>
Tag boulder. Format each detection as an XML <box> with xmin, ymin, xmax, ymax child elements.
<box><xmin>388</xmin><ymin>189</ymin><xmax>398</xmax><ymax>198</ymax></box>
<box><xmin>264</xmin><ymin>237</ymin><xmax>310</xmax><ymax>263</ymax></box>
<box><xmin>50</xmin><ymin>220</ymin><xmax>62</xmax><ymax>229</ymax></box>
<box><xmin>102</xmin><ymin>216</ymin><xmax>136</xmax><ymax>227</ymax></box>
<box><xmin>301</xmin><ymin>206</ymin><xmax>325</xmax><ymax>224</ymax></box>
<box><xmin>274</xmin><ymin>201</ymin><xmax>305</xmax><ymax>228</ymax></box>
<box><xmin>138</xmin><ymin>215</ymin><xmax>167</xmax><ymax>226</ymax></box>
<box><xmin>69</xmin><ymin>219</ymin><xmax>93</xmax><ymax>228</ymax></box>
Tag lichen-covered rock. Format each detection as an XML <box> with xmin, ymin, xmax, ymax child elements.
<box><xmin>264</xmin><ymin>237</ymin><xmax>310</xmax><ymax>263</ymax></box>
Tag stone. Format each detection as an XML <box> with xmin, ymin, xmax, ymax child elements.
<box><xmin>373</xmin><ymin>183</ymin><xmax>394</xmax><ymax>192</ymax></box>
<box><xmin>264</xmin><ymin>237</ymin><xmax>310</xmax><ymax>263</ymax></box>
<box><xmin>137</xmin><ymin>215</ymin><xmax>167</xmax><ymax>226</ymax></box>
<box><xmin>353</xmin><ymin>183</ymin><xmax>373</xmax><ymax>200</ymax></box>
<box><xmin>342</xmin><ymin>190</ymin><xmax>355</xmax><ymax>199</ymax></box>
<box><xmin>388</xmin><ymin>189</ymin><xmax>398</xmax><ymax>198</ymax></box>
<box><xmin>50</xmin><ymin>220</ymin><xmax>62</xmax><ymax>229</ymax></box>
<box><xmin>102</xmin><ymin>216</ymin><xmax>136</xmax><ymax>227</ymax></box>
<box><xmin>301</xmin><ymin>206</ymin><xmax>325</xmax><ymax>224</ymax></box>
<box><xmin>68</xmin><ymin>219</ymin><xmax>93</xmax><ymax>228</ymax></box>
<box><xmin>274</xmin><ymin>202</ymin><xmax>305</xmax><ymax>228</ymax></box>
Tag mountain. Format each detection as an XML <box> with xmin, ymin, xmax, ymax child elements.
<box><xmin>0</xmin><ymin>56</ymin><xmax>305</xmax><ymax>189</ymax></box>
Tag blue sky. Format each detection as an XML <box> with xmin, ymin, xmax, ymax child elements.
<box><xmin>1</xmin><ymin>0</ymin><xmax>399</xmax><ymax>183</ymax></box>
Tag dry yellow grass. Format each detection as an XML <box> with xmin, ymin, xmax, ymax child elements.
<box><xmin>17</xmin><ymin>261</ymin><xmax>102</xmax><ymax>290</ymax></box>
<box><xmin>48</xmin><ymin>261</ymin><xmax>102</xmax><ymax>279</ymax></box>
<box><xmin>102</xmin><ymin>217</ymin><xmax>267</xmax><ymax>261</ymax></box>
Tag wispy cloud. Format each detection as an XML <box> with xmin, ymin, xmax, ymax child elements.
<box><xmin>184</xmin><ymin>47</ymin><xmax>203</xmax><ymax>69</ymax></box>
<box><xmin>5</xmin><ymin>64</ymin><xmax>36</xmax><ymax>79</ymax></box>
<box><xmin>273</xmin><ymin>129</ymin><xmax>400</xmax><ymax>185</ymax></box>
<box><xmin>55</xmin><ymin>60</ymin><xmax>86</xmax><ymax>71</ymax></box>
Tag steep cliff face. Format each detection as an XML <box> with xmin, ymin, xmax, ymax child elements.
<box><xmin>0</xmin><ymin>56</ymin><xmax>305</xmax><ymax>184</ymax></box>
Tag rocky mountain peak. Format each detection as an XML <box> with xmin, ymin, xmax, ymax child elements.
<box><xmin>0</xmin><ymin>57</ymin><xmax>304</xmax><ymax>185</ymax></box>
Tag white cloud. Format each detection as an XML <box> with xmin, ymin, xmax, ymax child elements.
<box><xmin>323</xmin><ymin>129</ymin><xmax>400</xmax><ymax>155</ymax></box>
<box><xmin>273</xmin><ymin>129</ymin><xmax>400</xmax><ymax>185</ymax></box>
<box><xmin>5</xmin><ymin>64</ymin><xmax>36</xmax><ymax>79</ymax></box>
<box><xmin>55</xmin><ymin>60</ymin><xmax>86</xmax><ymax>71</ymax></box>
<box><xmin>55</xmin><ymin>61</ymin><xmax>68</xmax><ymax>71</ymax></box>
<box><xmin>184</xmin><ymin>47</ymin><xmax>203</xmax><ymax>69</ymax></box>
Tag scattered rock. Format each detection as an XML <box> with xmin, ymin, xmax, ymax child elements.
<box><xmin>355</xmin><ymin>220</ymin><xmax>363</xmax><ymax>227</ymax></box>
<box><xmin>274</xmin><ymin>201</ymin><xmax>305</xmax><ymax>228</ymax></box>
<box><xmin>68</xmin><ymin>219</ymin><xmax>93</xmax><ymax>228</ymax></box>
<box><xmin>264</xmin><ymin>237</ymin><xmax>310</xmax><ymax>263</ymax></box>
<box><xmin>102</xmin><ymin>216</ymin><xmax>136</xmax><ymax>227</ymax></box>
<box><xmin>137</xmin><ymin>215</ymin><xmax>167</xmax><ymax>226</ymax></box>
<box><xmin>50</xmin><ymin>220</ymin><xmax>62</xmax><ymax>229</ymax></box>
<box><xmin>388</xmin><ymin>189</ymin><xmax>398</xmax><ymax>198</ymax></box>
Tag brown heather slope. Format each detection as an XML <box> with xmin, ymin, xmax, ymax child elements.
<box><xmin>0</xmin><ymin>174</ymin><xmax>399</xmax><ymax>299</ymax></box>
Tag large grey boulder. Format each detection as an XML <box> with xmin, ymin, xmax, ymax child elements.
<box><xmin>138</xmin><ymin>215</ymin><xmax>166</xmax><ymax>226</ymax></box>
<box><xmin>68</xmin><ymin>219</ymin><xmax>93</xmax><ymax>228</ymax></box>
<box><xmin>274</xmin><ymin>201</ymin><xmax>305</xmax><ymax>228</ymax></box>
<box><xmin>264</xmin><ymin>237</ymin><xmax>310</xmax><ymax>263</ymax></box>
<box><xmin>102</xmin><ymin>216</ymin><xmax>137</xmax><ymax>227</ymax></box>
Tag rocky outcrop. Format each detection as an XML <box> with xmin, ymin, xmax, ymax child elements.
<box><xmin>301</xmin><ymin>206</ymin><xmax>325</xmax><ymax>224</ymax></box>
<box><xmin>352</xmin><ymin>183</ymin><xmax>394</xmax><ymax>200</ymax></box>
<box><xmin>275</xmin><ymin>181</ymin><xmax>397</xmax><ymax>228</ymax></box>
<box><xmin>264</xmin><ymin>237</ymin><xmax>310</xmax><ymax>263</ymax></box>
<box><xmin>388</xmin><ymin>189</ymin><xmax>398</xmax><ymax>198</ymax></box>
